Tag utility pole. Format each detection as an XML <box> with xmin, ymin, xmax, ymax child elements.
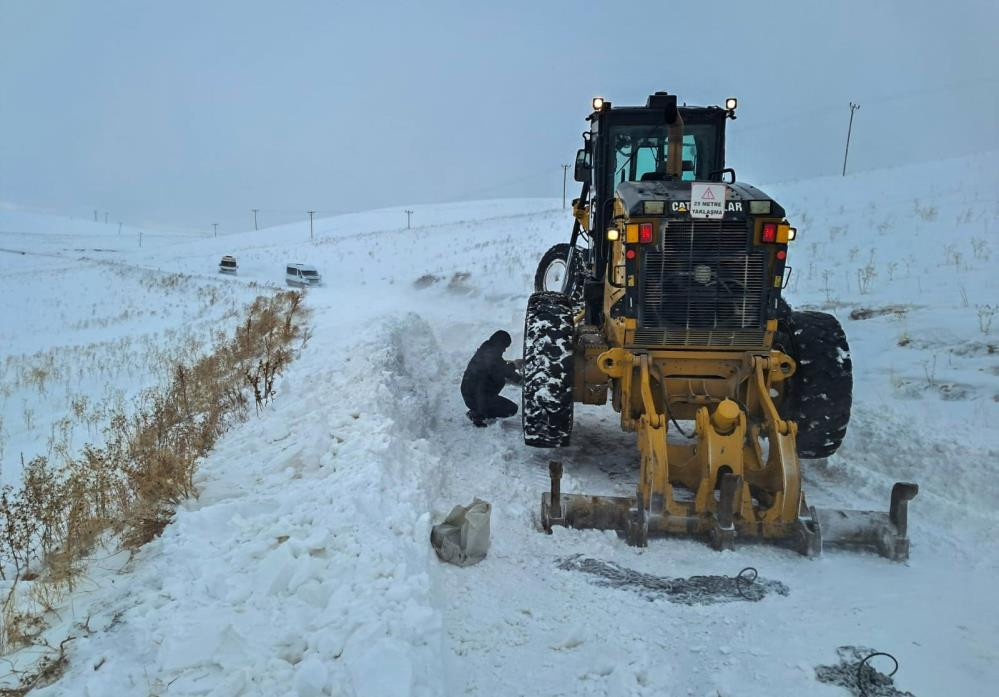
<box><xmin>842</xmin><ymin>102</ymin><xmax>860</xmax><ymax>177</ymax></box>
<box><xmin>93</xmin><ymin>210</ymin><xmax>98</xmax><ymax>222</ymax></box>
<box><xmin>251</xmin><ymin>208</ymin><xmax>259</xmax><ymax>230</ymax></box>
<box><xmin>212</xmin><ymin>223</ymin><xmax>218</xmax><ymax>238</ymax></box>
<box><xmin>404</xmin><ymin>209</ymin><xmax>413</xmax><ymax>229</ymax></box>
<box><xmin>307</xmin><ymin>211</ymin><xmax>315</xmax><ymax>242</ymax></box>
<box><xmin>104</xmin><ymin>212</ymin><xmax>108</xmax><ymax>224</ymax></box>
<box><xmin>117</xmin><ymin>222</ymin><xmax>122</xmax><ymax>235</ymax></box>
<box><xmin>561</xmin><ymin>164</ymin><xmax>570</xmax><ymax>209</ymax></box>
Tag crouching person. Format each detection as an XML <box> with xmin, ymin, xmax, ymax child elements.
<box><xmin>461</xmin><ymin>330</ymin><xmax>523</xmax><ymax>427</ymax></box>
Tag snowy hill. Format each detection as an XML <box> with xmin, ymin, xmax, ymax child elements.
<box><xmin>3</xmin><ymin>153</ymin><xmax>998</xmax><ymax>696</ymax></box>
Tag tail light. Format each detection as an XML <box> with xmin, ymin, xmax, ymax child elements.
<box><xmin>761</xmin><ymin>222</ymin><xmax>777</xmax><ymax>243</ymax></box>
<box><xmin>639</xmin><ymin>223</ymin><xmax>653</xmax><ymax>243</ymax></box>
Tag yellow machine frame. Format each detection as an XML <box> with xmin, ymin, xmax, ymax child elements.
<box><xmin>540</xmin><ymin>209</ymin><xmax>917</xmax><ymax>559</ymax></box>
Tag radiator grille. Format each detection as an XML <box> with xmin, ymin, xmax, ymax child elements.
<box><xmin>638</xmin><ymin>219</ymin><xmax>767</xmax><ymax>347</ymax></box>
<box><xmin>632</xmin><ymin>328</ymin><xmax>767</xmax><ymax>349</ymax></box>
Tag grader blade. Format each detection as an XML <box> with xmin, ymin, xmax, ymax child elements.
<box><xmin>541</xmin><ymin>472</ymin><xmax>818</xmax><ymax>555</ymax></box>
<box><xmin>541</xmin><ymin>461</ymin><xmax>629</xmax><ymax>532</ymax></box>
<box><xmin>542</xmin><ymin>491</ymin><xmax>630</xmax><ymax>532</ymax></box>
<box><xmin>542</xmin><ymin>463</ymin><xmax>919</xmax><ymax>561</ymax></box>
<box><xmin>813</xmin><ymin>482</ymin><xmax>918</xmax><ymax>562</ymax></box>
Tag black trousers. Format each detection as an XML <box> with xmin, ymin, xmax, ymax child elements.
<box><xmin>469</xmin><ymin>393</ymin><xmax>518</xmax><ymax>419</ymax></box>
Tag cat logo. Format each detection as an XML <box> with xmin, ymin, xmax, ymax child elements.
<box><xmin>672</xmin><ymin>201</ymin><xmax>741</xmax><ymax>213</ymax></box>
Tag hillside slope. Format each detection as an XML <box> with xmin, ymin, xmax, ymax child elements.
<box><xmin>5</xmin><ymin>154</ymin><xmax>997</xmax><ymax>696</ymax></box>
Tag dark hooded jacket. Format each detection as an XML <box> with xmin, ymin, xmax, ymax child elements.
<box><xmin>461</xmin><ymin>330</ymin><xmax>519</xmax><ymax>416</ymax></box>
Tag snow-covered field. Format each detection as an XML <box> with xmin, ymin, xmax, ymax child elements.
<box><xmin>0</xmin><ymin>214</ymin><xmax>268</xmax><ymax>487</ymax></box>
<box><xmin>2</xmin><ymin>153</ymin><xmax>998</xmax><ymax>695</ymax></box>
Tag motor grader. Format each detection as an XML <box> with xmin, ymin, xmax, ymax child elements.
<box><xmin>522</xmin><ymin>91</ymin><xmax>917</xmax><ymax>560</ymax></box>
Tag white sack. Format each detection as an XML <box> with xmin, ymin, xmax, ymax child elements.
<box><xmin>430</xmin><ymin>498</ymin><xmax>491</xmax><ymax>566</ymax></box>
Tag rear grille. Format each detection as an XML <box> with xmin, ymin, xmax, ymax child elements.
<box><xmin>638</xmin><ymin>219</ymin><xmax>767</xmax><ymax>347</ymax></box>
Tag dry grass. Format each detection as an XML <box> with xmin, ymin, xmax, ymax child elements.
<box><xmin>0</xmin><ymin>290</ymin><xmax>308</xmax><ymax>688</ymax></box>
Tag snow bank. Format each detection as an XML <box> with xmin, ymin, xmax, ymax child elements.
<box><xmin>33</xmin><ymin>314</ymin><xmax>447</xmax><ymax>696</ymax></box>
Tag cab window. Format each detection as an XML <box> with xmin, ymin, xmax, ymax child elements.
<box><xmin>608</xmin><ymin>123</ymin><xmax>719</xmax><ymax>189</ymax></box>
<box><xmin>681</xmin><ymin>135</ymin><xmax>697</xmax><ymax>181</ymax></box>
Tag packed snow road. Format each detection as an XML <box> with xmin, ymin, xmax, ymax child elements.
<box><xmin>8</xmin><ymin>153</ymin><xmax>999</xmax><ymax>695</ymax></box>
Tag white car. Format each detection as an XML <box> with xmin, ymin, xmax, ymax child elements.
<box><xmin>218</xmin><ymin>255</ymin><xmax>238</xmax><ymax>274</ymax></box>
<box><xmin>285</xmin><ymin>263</ymin><xmax>322</xmax><ymax>287</ymax></box>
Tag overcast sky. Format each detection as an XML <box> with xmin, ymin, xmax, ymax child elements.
<box><xmin>1</xmin><ymin>0</ymin><xmax>996</xmax><ymax>232</ymax></box>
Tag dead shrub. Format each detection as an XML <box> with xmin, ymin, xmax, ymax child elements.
<box><xmin>0</xmin><ymin>290</ymin><xmax>308</xmax><ymax>686</ymax></box>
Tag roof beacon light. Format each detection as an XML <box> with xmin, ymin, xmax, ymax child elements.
<box><xmin>592</xmin><ymin>96</ymin><xmax>605</xmax><ymax>111</ymax></box>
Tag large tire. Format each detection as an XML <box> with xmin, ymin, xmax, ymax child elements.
<box><xmin>780</xmin><ymin>309</ymin><xmax>853</xmax><ymax>459</ymax></box>
<box><xmin>523</xmin><ymin>291</ymin><xmax>574</xmax><ymax>447</ymax></box>
<box><xmin>534</xmin><ymin>243</ymin><xmax>584</xmax><ymax>308</ymax></box>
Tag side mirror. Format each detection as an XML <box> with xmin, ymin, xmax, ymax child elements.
<box><xmin>709</xmin><ymin>168</ymin><xmax>737</xmax><ymax>184</ymax></box>
<box><xmin>573</xmin><ymin>148</ymin><xmax>591</xmax><ymax>183</ymax></box>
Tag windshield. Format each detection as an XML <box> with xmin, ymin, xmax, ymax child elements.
<box><xmin>607</xmin><ymin>123</ymin><xmax>720</xmax><ymax>191</ymax></box>
<box><xmin>301</xmin><ymin>270</ymin><xmax>318</xmax><ymax>277</ymax></box>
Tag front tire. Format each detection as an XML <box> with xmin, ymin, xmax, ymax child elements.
<box><xmin>780</xmin><ymin>309</ymin><xmax>853</xmax><ymax>459</ymax></box>
<box><xmin>523</xmin><ymin>292</ymin><xmax>574</xmax><ymax>447</ymax></box>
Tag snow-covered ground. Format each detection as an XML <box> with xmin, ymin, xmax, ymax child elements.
<box><xmin>0</xmin><ymin>215</ymin><xmax>269</xmax><ymax>488</ymax></box>
<box><xmin>2</xmin><ymin>153</ymin><xmax>998</xmax><ymax>695</ymax></box>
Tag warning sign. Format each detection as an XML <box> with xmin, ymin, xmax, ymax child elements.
<box><xmin>690</xmin><ymin>183</ymin><xmax>727</xmax><ymax>219</ymax></box>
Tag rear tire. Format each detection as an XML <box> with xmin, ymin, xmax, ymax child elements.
<box><xmin>534</xmin><ymin>244</ymin><xmax>584</xmax><ymax>308</ymax></box>
<box><xmin>523</xmin><ymin>291</ymin><xmax>574</xmax><ymax>447</ymax></box>
<box><xmin>780</xmin><ymin>309</ymin><xmax>853</xmax><ymax>459</ymax></box>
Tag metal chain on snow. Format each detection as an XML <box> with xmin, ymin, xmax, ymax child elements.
<box><xmin>857</xmin><ymin>651</ymin><xmax>899</xmax><ymax>697</ymax></box>
<box><xmin>734</xmin><ymin>567</ymin><xmax>758</xmax><ymax>599</ymax></box>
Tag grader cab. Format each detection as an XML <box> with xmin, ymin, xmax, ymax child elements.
<box><xmin>522</xmin><ymin>92</ymin><xmax>917</xmax><ymax>560</ymax></box>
